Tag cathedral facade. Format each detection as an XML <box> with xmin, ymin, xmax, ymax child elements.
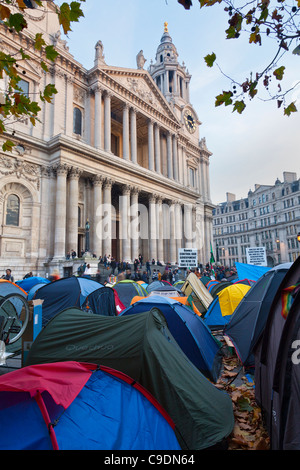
<box><xmin>0</xmin><ymin>3</ymin><xmax>214</xmax><ymax>279</ymax></box>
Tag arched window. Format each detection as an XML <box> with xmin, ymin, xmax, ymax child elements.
<box><xmin>73</xmin><ymin>107</ymin><xmax>82</xmax><ymax>135</ymax></box>
<box><xmin>6</xmin><ymin>194</ymin><xmax>20</xmax><ymax>226</ymax></box>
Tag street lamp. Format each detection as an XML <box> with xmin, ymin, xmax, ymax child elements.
<box><xmin>297</xmin><ymin>232</ymin><xmax>300</xmax><ymax>243</ymax></box>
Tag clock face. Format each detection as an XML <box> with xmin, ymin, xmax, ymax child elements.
<box><xmin>184</xmin><ymin>111</ymin><xmax>196</xmax><ymax>133</ymax></box>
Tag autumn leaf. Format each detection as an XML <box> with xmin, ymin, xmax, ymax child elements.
<box><xmin>204</xmin><ymin>52</ymin><xmax>216</xmax><ymax>67</ymax></box>
<box><xmin>284</xmin><ymin>102</ymin><xmax>297</xmax><ymax>116</ymax></box>
<box><xmin>273</xmin><ymin>66</ymin><xmax>285</xmax><ymax>80</ymax></box>
<box><xmin>2</xmin><ymin>140</ymin><xmax>15</xmax><ymax>152</ymax></box>
<box><xmin>233</xmin><ymin>100</ymin><xmax>246</xmax><ymax>114</ymax></box>
<box><xmin>0</xmin><ymin>4</ymin><xmax>11</xmax><ymax>20</ymax></box>
<box><xmin>215</xmin><ymin>91</ymin><xmax>233</xmax><ymax>107</ymax></box>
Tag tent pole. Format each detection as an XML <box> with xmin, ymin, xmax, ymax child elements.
<box><xmin>35</xmin><ymin>392</ymin><xmax>59</xmax><ymax>450</ymax></box>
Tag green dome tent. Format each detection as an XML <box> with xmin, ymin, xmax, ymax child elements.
<box><xmin>25</xmin><ymin>307</ymin><xmax>234</xmax><ymax>450</ymax></box>
<box><xmin>113</xmin><ymin>280</ymin><xmax>148</xmax><ymax>308</ymax></box>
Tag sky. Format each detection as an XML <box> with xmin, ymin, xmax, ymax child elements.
<box><xmin>58</xmin><ymin>0</ymin><xmax>300</xmax><ymax>204</ymax></box>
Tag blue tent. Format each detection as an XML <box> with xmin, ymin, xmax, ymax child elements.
<box><xmin>204</xmin><ymin>284</ymin><xmax>251</xmax><ymax>331</ymax></box>
<box><xmin>16</xmin><ymin>276</ymin><xmax>50</xmax><ymax>293</ymax></box>
<box><xmin>31</xmin><ymin>276</ymin><xmax>103</xmax><ymax>326</ymax></box>
<box><xmin>0</xmin><ymin>361</ymin><xmax>180</xmax><ymax>450</ymax></box>
<box><xmin>235</xmin><ymin>262</ymin><xmax>270</xmax><ymax>282</ymax></box>
<box><xmin>120</xmin><ymin>295</ymin><xmax>222</xmax><ymax>382</ymax></box>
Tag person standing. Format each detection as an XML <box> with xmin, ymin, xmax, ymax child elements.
<box><xmin>3</xmin><ymin>269</ymin><xmax>14</xmax><ymax>283</ymax></box>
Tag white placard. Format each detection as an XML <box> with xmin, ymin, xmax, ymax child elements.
<box><xmin>246</xmin><ymin>247</ymin><xmax>267</xmax><ymax>266</ymax></box>
<box><xmin>178</xmin><ymin>248</ymin><xmax>198</xmax><ymax>268</ymax></box>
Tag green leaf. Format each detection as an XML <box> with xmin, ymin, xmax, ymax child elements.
<box><xmin>233</xmin><ymin>100</ymin><xmax>246</xmax><ymax>114</ymax></box>
<box><xmin>204</xmin><ymin>52</ymin><xmax>216</xmax><ymax>67</ymax></box>
<box><xmin>273</xmin><ymin>66</ymin><xmax>285</xmax><ymax>80</ymax></box>
<box><xmin>34</xmin><ymin>33</ymin><xmax>46</xmax><ymax>51</ymax></box>
<box><xmin>2</xmin><ymin>140</ymin><xmax>15</xmax><ymax>152</ymax></box>
<box><xmin>215</xmin><ymin>91</ymin><xmax>233</xmax><ymax>107</ymax></box>
<box><xmin>284</xmin><ymin>102</ymin><xmax>297</xmax><ymax>116</ymax></box>
<box><xmin>6</xmin><ymin>13</ymin><xmax>27</xmax><ymax>32</ymax></box>
<box><xmin>237</xmin><ymin>396</ymin><xmax>253</xmax><ymax>412</ymax></box>
<box><xmin>45</xmin><ymin>45</ymin><xmax>59</xmax><ymax>62</ymax></box>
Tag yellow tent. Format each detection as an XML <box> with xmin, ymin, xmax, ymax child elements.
<box><xmin>217</xmin><ymin>283</ymin><xmax>251</xmax><ymax>317</ymax></box>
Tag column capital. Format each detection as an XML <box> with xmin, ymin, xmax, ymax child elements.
<box><xmin>40</xmin><ymin>165</ymin><xmax>51</xmax><ymax>178</ymax></box>
<box><xmin>91</xmin><ymin>83</ymin><xmax>103</xmax><ymax>94</ymax></box>
<box><xmin>149</xmin><ymin>193</ymin><xmax>158</xmax><ymax>204</ymax></box>
<box><xmin>53</xmin><ymin>162</ymin><xmax>70</xmax><ymax>176</ymax></box>
<box><xmin>103</xmin><ymin>177</ymin><xmax>114</xmax><ymax>189</ymax></box>
<box><xmin>68</xmin><ymin>167</ymin><xmax>82</xmax><ymax>180</ymax></box>
<box><xmin>121</xmin><ymin>183</ymin><xmax>131</xmax><ymax>195</ymax></box>
<box><xmin>92</xmin><ymin>174</ymin><xmax>104</xmax><ymax>186</ymax></box>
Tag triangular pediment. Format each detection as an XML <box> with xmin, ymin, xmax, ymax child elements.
<box><xmin>97</xmin><ymin>66</ymin><xmax>180</xmax><ymax>126</ymax></box>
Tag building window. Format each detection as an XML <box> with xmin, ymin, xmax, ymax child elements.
<box><xmin>189</xmin><ymin>168</ymin><xmax>195</xmax><ymax>187</ymax></box>
<box><xmin>18</xmin><ymin>79</ymin><xmax>29</xmax><ymax>96</ymax></box>
<box><xmin>6</xmin><ymin>194</ymin><xmax>20</xmax><ymax>226</ymax></box>
<box><xmin>73</xmin><ymin>107</ymin><xmax>82</xmax><ymax>135</ymax></box>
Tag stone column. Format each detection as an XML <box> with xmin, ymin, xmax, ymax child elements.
<box><xmin>94</xmin><ymin>85</ymin><xmax>102</xmax><ymax>149</ymax></box>
<box><xmin>172</xmin><ymin>135</ymin><xmax>178</xmax><ymax>181</ymax></box>
<box><xmin>120</xmin><ymin>184</ymin><xmax>131</xmax><ymax>262</ymax></box>
<box><xmin>184</xmin><ymin>202</ymin><xmax>193</xmax><ymax>248</ymax></box>
<box><xmin>104</xmin><ymin>91</ymin><xmax>111</xmax><ymax>152</ymax></box>
<box><xmin>167</xmin><ymin>132</ymin><xmax>173</xmax><ymax>179</ymax></box>
<box><xmin>148</xmin><ymin>119</ymin><xmax>154</xmax><ymax>171</ymax></box>
<box><xmin>200</xmin><ymin>157</ymin><xmax>206</xmax><ymax>201</ymax></box>
<box><xmin>53</xmin><ymin>163</ymin><xmax>69</xmax><ymax>258</ymax></box>
<box><xmin>65</xmin><ymin>75</ymin><xmax>74</xmax><ymax>137</ymax></box>
<box><xmin>123</xmin><ymin>103</ymin><xmax>130</xmax><ymax>160</ymax></box>
<box><xmin>183</xmin><ymin>147</ymin><xmax>187</xmax><ymax>187</ymax></box>
<box><xmin>93</xmin><ymin>174</ymin><xmax>103</xmax><ymax>257</ymax></box>
<box><xmin>156</xmin><ymin>196</ymin><xmax>164</xmax><ymax>264</ymax></box>
<box><xmin>39</xmin><ymin>166</ymin><xmax>51</xmax><ymax>259</ymax></box>
<box><xmin>154</xmin><ymin>124</ymin><xmax>161</xmax><ymax>174</ymax></box>
<box><xmin>175</xmin><ymin>201</ymin><xmax>182</xmax><ymax>256</ymax></box>
<box><xmin>130</xmin><ymin>107</ymin><xmax>137</xmax><ymax>164</ymax></box>
<box><xmin>169</xmin><ymin>201</ymin><xmax>176</xmax><ymax>264</ymax></box>
<box><xmin>131</xmin><ymin>188</ymin><xmax>139</xmax><ymax>261</ymax></box>
<box><xmin>149</xmin><ymin>194</ymin><xmax>157</xmax><ymax>262</ymax></box>
<box><xmin>103</xmin><ymin>178</ymin><xmax>113</xmax><ymax>256</ymax></box>
<box><xmin>67</xmin><ymin>167</ymin><xmax>81</xmax><ymax>254</ymax></box>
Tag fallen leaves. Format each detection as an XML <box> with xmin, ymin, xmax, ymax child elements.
<box><xmin>216</xmin><ymin>339</ymin><xmax>270</xmax><ymax>450</ymax></box>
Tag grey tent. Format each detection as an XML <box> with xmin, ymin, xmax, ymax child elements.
<box><xmin>224</xmin><ymin>263</ymin><xmax>292</xmax><ymax>367</ymax></box>
<box><xmin>269</xmin><ymin>289</ymin><xmax>300</xmax><ymax>449</ymax></box>
<box><xmin>254</xmin><ymin>256</ymin><xmax>300</xmax><ymax>447</ymax></box>
<box><xmin>25</xmin><ymin>307</ymin><xmax>234</xmax><ymax>450</ymax></box>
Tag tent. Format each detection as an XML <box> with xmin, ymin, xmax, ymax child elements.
<box><xmin>206</xmin><ymin>280</ymin><xmax>219</xmax><ymax>292</ymax></box>
<box><xmin>0</xmin><ymin>280</ymin><xmax>27</xmax><ymax>298</ymax></box>
<box><xmin>253</xmin><ymin>257</ymin><xmax>300</xmax><ymax>447</ymax></box>
<box><xmin>233</xmin><ymin>279</ymin><xmax>256</xmax><ymax>287</ymax></box>
<box><xmin>235</xmin><ymin>262</ymin><xmax>270</xmax><ymax>282</ymax></box>
<box><xmin>148</xmin><ymin>284</ymin><xmax>184</xmax><ymax>297</ymax></box>
<box><xmin>15</xmin><ymin>276</ymin><xmax>50</xmax><ymax>293</ymax></box>
<box><xmin>146</xmin><ymin>280</ymin><xmax>172</xmax><ymax>293</ymax></box>
<box><xmin>200</xmin><ymin>275</ymin><xmax>211</xmax><ymax>286</ymax></box>
<box><xmin>224</xmin><ymin>263</ymin><xmax>292</xmax><ymax>367</ymax></box>
<box><xmin>120</xmin><ymin>295</ymin><xmax>223</xmax><ymax>382</ymax></box>
<box><xmin>130</xmin><ymin>295</ymin><xmax>201</xmax><ymax>316</ymax></box>
<box><xmin>86</xmin><ymin>286</ymin><xmax>125</xmax><ymax>316</ymax></box>
<box><xmin>181</xmin><ymin>273</ymin><xmax>213</xmax><ymax>315</ymax></box>
<box><xmin>204</xmin><ymin>284</ymin><xmax>251</xmax><ymax>330</ymax></box>
<box><xmin>267</xmin><ymin>289</ymin><xmax>300</xmax><ymax>449</ymax></box>
<box><xmin>0</xmin><ymin>361</ymin><xmax>181</xmax><ymax>450</ymax></box>
<box><xmin>113</xmin><ymin>280</ymin><xmax>148</xmax><ymax>308</ymax></box>
<box><xmin>210</xmin><ymin>281</ymin><xmax>232</xmax><ymax>298</ymax></box>
<box><xmin>25</xmin><ymin>307</ymin><xmax>234</xmax><ymax>450</ymax></box>
<box><xmin>31</xmin><ymin>276</ymin><xmax>103</xmax><ymax>326</ymax></box>
<box><xmin>28</xmin><ymin>283</ymin><xmax>51</xmax><ymax>300</ymax></box>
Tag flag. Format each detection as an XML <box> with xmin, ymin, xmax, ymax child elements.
<box><xmin>210</xmin><ymin>243</ymin><xmax>215</xmax><ymax>265</ymax></box>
